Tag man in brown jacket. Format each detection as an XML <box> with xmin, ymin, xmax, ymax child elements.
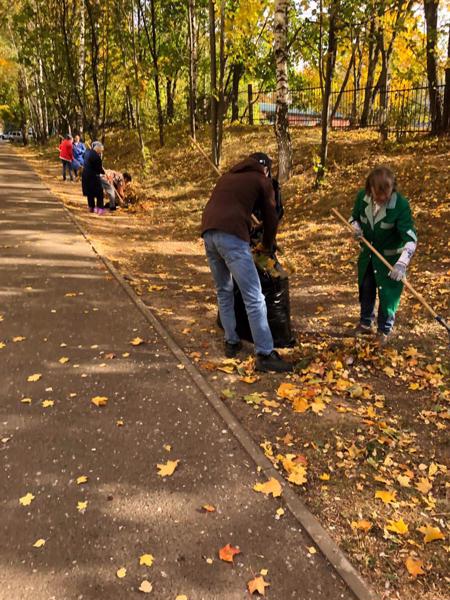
<box><xmin>201</xmin><ymin>153</ymin><xmax>292</xmax><ymax>373</ymax></box>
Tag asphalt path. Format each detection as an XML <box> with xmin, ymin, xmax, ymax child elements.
<box><xmin>0</xmin><ymin>146</ymin><xmax>355</xmax><ymax>599</ymax></box>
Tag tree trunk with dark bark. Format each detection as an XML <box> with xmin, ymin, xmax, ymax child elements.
<box><xmin>424</xmin><ymin>0</ymin><xmax>442</xmax><ymax>134</ymax></box>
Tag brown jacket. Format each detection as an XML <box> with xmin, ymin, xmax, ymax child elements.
<box><xmin>201</xmin><ymin>158</ymin><xmax>278</xmax><ymax>249</ymax></box>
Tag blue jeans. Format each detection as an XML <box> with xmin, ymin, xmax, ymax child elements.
<box><xmin>203</xmin><ymin>230</ymin><xmax>273</xmax><ymax>355</ymax></box>
<box><xmin>359</xmin><ymin>261</ymin><xmax>395</xmax><ymax>333</ymax></box>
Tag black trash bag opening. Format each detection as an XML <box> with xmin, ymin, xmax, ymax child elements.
<box><xmin>217</xmin><ymin>264</ymin><xmax>296</xmax><ymax>349</ymax></box>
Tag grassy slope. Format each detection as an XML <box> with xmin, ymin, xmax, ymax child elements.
<box><xmin>17</xmin><ymin>126</ymin><xmax>449</xmax><ymax>600</ymax></box>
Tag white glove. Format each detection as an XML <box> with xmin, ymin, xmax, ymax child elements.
<box><xmin>389</xmin><ymin>260</ymin><xmax>407</xmax><ymax>281</ymax></box>
<box><xmin>350</xmin><ymin>220</ymin><xmax>363</xmax><ymax>240</ymax></box>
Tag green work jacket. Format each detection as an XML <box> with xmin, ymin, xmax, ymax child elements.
<box><xmin>351</xmin><ymin>189</ymin><xmax>417</xmax><ymax>318</ymax></box>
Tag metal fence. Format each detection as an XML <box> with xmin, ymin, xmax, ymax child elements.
<box><xmin>232</xmin><ymin>84</ymin><xmax>445</xmax><ymax>135</ymax></box>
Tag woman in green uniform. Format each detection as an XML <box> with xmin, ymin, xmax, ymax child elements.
<box><xmin>349</xmin><ymin>166</ymin><xmax>417</xmax><ymax>341</ymax></box>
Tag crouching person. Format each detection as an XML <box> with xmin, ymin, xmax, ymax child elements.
<box><xmin>101</xmin><ymin>170</ymin><xmax>132</xmax><ymax>211</ymax></box>
<box><xmin>350</xmin><ymin>166</ymin><xmax>417</xmax><ymax>343</ymax></box>
<box><xmin>201</xmin><ymin>152</ymin><xmax>292</xmax><ymax>373</ymax></box>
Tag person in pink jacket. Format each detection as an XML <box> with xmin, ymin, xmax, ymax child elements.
<box><xmin>59</xmin><ymin>135</ymin><xmax>74</xmax><ymax>181</ymax></box>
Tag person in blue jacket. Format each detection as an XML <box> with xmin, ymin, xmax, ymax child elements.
<box><xmin>72</xmin><ymin>135</ymin><xmax>86</xmax><ymax>178</ymax></box>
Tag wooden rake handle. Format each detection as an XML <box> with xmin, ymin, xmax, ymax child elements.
<box><xmin>331</xmin><ymin>208</ymin><xmax>443</xmax><ymax>324</ymax></box>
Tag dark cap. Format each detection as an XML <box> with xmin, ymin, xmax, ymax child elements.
<box><xmin>249</xmin><ymin>152</ymin><xmax>272</xmax><ymax>169</ymax></box>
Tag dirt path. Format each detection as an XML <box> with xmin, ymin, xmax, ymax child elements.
<box><xmin>15</xmin><ymin>129</ymin><xmax>449</xmax><ymax>600</ymax></box>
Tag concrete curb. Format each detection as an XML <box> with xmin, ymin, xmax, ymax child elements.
<box><xmin>24</xmin><ymin>156</ymin><xmax>377</xmax><ymax>600</ymax></box>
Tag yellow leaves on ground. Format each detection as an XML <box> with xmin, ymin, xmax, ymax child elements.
<box><xmin>415</xmin><ymin>477</ymin><xmax>432</xmax><ymax>494</ymax></box>
<box><xmin>58</xmin><ymin>356</ymin><xmax>70</xmax><ymax>364</ymax></box>
<box><xmin>396</xmin><ymin>474</ymin><xmax>411</xmax><ymax>487</ymax></box>
<box><xmin>139</xmin><ymin>554</ymin><xmax>155</xmax><ymax>567</ymax></box>
<box><xmin>91</xmin><ymin>396</ymin><xmax>108</xmax><ymax>407</ymax></box>
<box><xmin>138</xmin><ymin>580</ymin><xmax>153</xmax><ymax>593</ymax></box>
<box><xmin>202</xmin><ymin>504</ymin><xmax>216</xmax><ymax>513</ymax></box>
<box><xmin>218</xmin><ymin>543</ymin><xmax>241</xmax><ymax>563</ymax></box>
<box><xmin>386</xmin><ymin>518</ymin><xmax>409</xmax><ymax>536</ymax></box>
<box><xmin>375</xmin><ymin>490</ymin><xmax>397</xmax><ymax>505</ymax></box>
<box><xmin>12</xmin><ymin>336</ymin><xmax>26</xmax><ymax>342</ymax></box>
<box><xmin>19</xmin><ymin>493</ymin><xmax>35</xmax><ymax>506</ymax></box>
<box><xmin>319</xmin><ymin>473</ymin><xmax>330</xmax><ymax>481</ymax></box>
<box><xmin>156</xmin><ymin>459</ymin><xmax>179</xmax><ymax>477</ymax></box>
<box><xmin>76</xmin><ymin>475</ymin><xmax>88</xmax><ymax>485</ymax></box>
<box><xmin>116</xmin><ymin>567</ymin><xmax>127</xmax><ymax>579</ymax></box>
<box><xmin>247</xmin><ymin>575</ymin><xmax>270</xmax><ymax>595</ymax></box>
<box><xmin>276</xmin><ymin>383</ymin><xmax>298</xmax><ymax>400</ymax></box>
<box><xmin>21</xmin><ymin>397</ymin><xmax>32</xmax><ymax>404</ymax></box>
<box><xmin>77</xmin><ymin>501</ymin><xmax>88</xmax><ymax>513</ymax></box>
<box><xmin>130</xmin><ymin>337</ymin><xmax>145</xmax><ymax>346</ymax></box>
<box><xmin>253</xmin><ymin>477</ymin><xmax>282</xmax><ymax>498</ymax></box>
<box><xmin>418</xmin><ymin>525</ymin><xmax>445</xmax><ymax>544</ymax></box>
<box><xmin>33</xmin><ymin>538</ymin><xmax>46</xmax><ymax>548</ymax></box>
<box><xmin>175</xmin><ymin>595</ymin><xmax>188</xmax><ymax>600</ymax></box>
<box><xmin>278</xmin><ymin>454</ymin><xmax>307</xmax><ymax>486</ymax></box>
<box><xmin>405</xmin><ymin>556</ymin><xmax>425</xmax><ymax>577</ymax></box>
<box><xmin>41</xmin><ymin>400</ymin><xmax>54</xmax><ymax>408</ymax></box>
<box><xmin>27</xmin><ymin>373</ymin><xmax>42</xmax><ymax>382</ymax></box>
<box><xmin>351</xmin><ymin>520</ymin><xmax>372</xmax><ymax>532</ymax></box>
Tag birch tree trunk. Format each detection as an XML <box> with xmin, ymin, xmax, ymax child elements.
<box><xmin>442</xmin><ymin>25</ymin><xmax>450</xmax><ymax>132</ymax></box>
<box><xmin>187</xmin><ymin>0</ymin><xmax>198</xmax><ymax>138</ymax></box>
<box><xmin>274</xmin><ymin>0</ymin><xmax>292</xmax><ymax>183</ymax></box>
<box><xmin>130</xmin><ymin>0</ymin><xmax>146</xmax><ymax>163</ymax></box>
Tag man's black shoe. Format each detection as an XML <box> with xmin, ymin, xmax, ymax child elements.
<box><xmin>255</xmin><ymin>350</ymin><xmax>293</xmax><ymax>373</ymax></box>
<box><xmin>224</xmin><ymin>340</ymin><xmax>242</xmax><ymax>358</ymax></box>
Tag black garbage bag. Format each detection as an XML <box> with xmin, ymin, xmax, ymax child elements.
<box><xmin>217</xmin><ymin>264</ymin><xmax>296</xmax><ymax>348</ymax></box>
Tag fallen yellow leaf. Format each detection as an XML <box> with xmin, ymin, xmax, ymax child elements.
<box><xmin>416</xmin><ymin>477</ymin><xmax>432</xmax><ymax>494</ymax></box>
<box><xmin>386</xmin><ymin>518</ymin><xmax>409</xmax><ymax>536</ymax></box>
<box><xmin>375</xmin><ymin>490</ymin><xmax>397</xmax><ymax>504</ymax></box>
<box><xmin>116</xmin><ymin>567</ymin><xmax>127</xmax><ymax>579</ymax></box>
<box><xmin>21</xmin><ymin>397</ymin><xmax>32</xmax><ymax>404</ymax></box>
<box><xmin>76</xmin><ymin>475</ymin><xmax>88</xmax><ymax>485</ymax></box>
<box><xmin>253</xmin><ymin>478</ymin><xmax>282</xmax><ymax>498</ymax></box>
<box><xmin>77</xmin><ymin>501</ymin><xmax>88</xmax><ymax>513</ymax></box>
<box><xmin>139</xmin><ymin>580</ymin><xmax>153</xmax><ymax>593</ymax></box>
<box><xmin>307</xmin><ymin>546</ymin><xmax>317</xmax><ymax>554</ymax></box>
<box><xmin>91</xmin><ymin>396</ymin><xmax>108</xmax><ymax>407</ymax></box>
<box><xmin>292</xmin><ymin>397</ymin><xmax>309</xmax><ymax>413</ymax></box>
<box><xmin>351</xmin><ymin>520</ymin><xmax>372</xmax><ymax>532</ymax></box>
<box><xmin>247</xmin><ymin>575</ymin><xmax>270</xmax><ymax>595</ymax></box>
<box><xmin>175</xmin><ymin>595</ymin><xmax>188</xmax><ymax>600</ymax></box>
<box><xmin>41</xmin><ymin>400</ymin><xmax>54</xmax><ymax>408</ymax></box>
<box><xmin>157</xmin><ymin>459</ymin><xmax>179</xmax><ymax>477</ymax></box>
<box><xmin>33</xmin><ymin>539</ymin><xmax>46</xmax><ymax>548</ymax></box>
<box><xmin>59</xmin><ymin>357</ymin><xmax>70</xmax><ymax>364</ymax></box>
<box><xmin>19</xmin><ymin>493</ymin><xmax>35</xmax><ymax>506</ymax></box>
<box><xmin>27</xmin><ymin>373</ymin><xmax>42</xmax><ymax>382</ymax></box>
<box><xmin>319</xmin><ymin>473</ymin><xmax>330</xmax><ymax>481</ymax></box>
<box><xmin>130</xmin><ymin>337</ymin><xmax>145</xmax><ymax>345</ymax></box>
<box><xmin>418</xmin><ymin>525</ymin><xmax>445</xmax><ymax>544</ymax></box>
<box><xmin>202</xmin><ymin>504</ymin><xmax>216</xmax><ymax>513</ymax></box>
<box><xmin>405</xmin><ymin>556</ymin><xmax>424</xmax><ymax>577</ymax></box>
<box><xmin>139</xmin><ymin>554</ymin><xmax>154</xmax><ymax>567</ymax></box>
<box><xmin>397</xmin><ymin>474</ymin><xmax>411</xmax><ymax>487</ymax></box>
<box><xmin>12</xmin><ymin>336</ymin><xmax>26</xmax><ymax>342</ymax></box>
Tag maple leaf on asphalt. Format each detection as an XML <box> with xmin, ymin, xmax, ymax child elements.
<box><xmin>157</xmin><ymin>459</ymin><xmax>179</xmax><ymax>477</ymax></box>
<box><xmin>19</xmin><ymin>493</ymin><xmax>35</xmax><ymax>506</ymax></box>
<box><xmin>27</xmin><ymin>373</ymin><xmax>42</xmax><ymax>382</ymax></box>
<box><xmin>253</xmin><ymin>478</ymin><xmax>282</xmax><ymax>497</ymax></box>
<box><xmin>218</xmin><ymin>543</ymin><xmax>241</xmax><ymax>563</ymax></box>
<box><xmin>139</xmin><ymin>554</ymin><xmax>154</xmax><ymax>567</ymax></box>
<box><xmin>91</xmin><ymin>396</ymin><xmax>108</xmax><ymax>407</ymax></box>
<box><xmin>247</xmin><ymin>575</ymin><xmax>270</xmax><ymax>595</ymax></box>
<box><xmin>139</xmin><ymin>580</ymin><xmax>153</xmax><ymax>593</ymax></box>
